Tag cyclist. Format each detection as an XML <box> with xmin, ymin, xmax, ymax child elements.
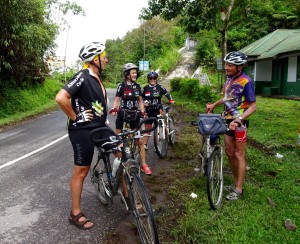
<box><xmin>56</xmin><ymin>42</ymin><xmax>110</xmax><ymax>230</ymax></box>
<box><xmin>109</xmin><ymin>63</ymin><xmax>152</xmax><ymax>175</ymax></box>
<box><xmin>142</xmin><ymin>71</ymin><xmax>175</xmax><ymax>150</ymax></box>
<box><xmin>206</xmin><ymin>51</ymin><xmax>256</xmax><ymax>201</ymax></box>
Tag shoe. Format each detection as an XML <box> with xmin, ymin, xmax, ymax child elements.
<box><xmin>224</xmin><ymin>184</ymin><xmax>235</xmax><ymax>191</ymax></box>
<box><xmin>141</xmin><ymin>164</ymin><xmax>152</xmax><ymax>175</ymax></box>
<box><xmin>225</xmin><ymin>188</ymin><xmax>243</xmax><ymax>201</ymax></box>
<box><xmin>144</xmin><ymin>144</ymin><xmax>148</xmax><ymax>150</ymax></box>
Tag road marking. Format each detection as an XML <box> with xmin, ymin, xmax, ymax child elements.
<box><xmin>0</xmin><ymin>134</ymin><xmax>68</xmax><ymax>170</ymax></box>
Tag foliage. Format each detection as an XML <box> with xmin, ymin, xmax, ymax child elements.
<box><xmin>194</xmin><ymin>30</ymin><xmax>221</xmax><ymax>67</ymax></box>
<box><xmin>0</xmin><ymin>0</ymin><xmax>84</xmax><ymax>93</ymax></box>
<box><xmin>105</xmin><ymin>17</ymin><xmax>184</xmax><ymax>84</ymax></box>
<box><xmin>170</xmin><ymin>77</ymin><xmax>221</xmax><ymax>104</ymax></box>
<box><xmin>169</xmin><ymin>94</ymin><xmax>300</xmax><ymax>243</ymax></box>
<box><xmin>142</xmin><ymin>0</ymin><xmax>300</xmax><ymax>68</ymax></box>
<box><xmin>0</xmin><ymin>78</ymin><xmax>62</xmax><ymax>127</ymax></box>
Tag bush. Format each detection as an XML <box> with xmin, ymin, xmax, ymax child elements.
<box><xmin>170</xmin><ymin>77</ymin><xmax>220</xmax><ymax>104</ymax></box>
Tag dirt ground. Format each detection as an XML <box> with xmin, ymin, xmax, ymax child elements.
<box><xmin>103</xmin><ymin>50</ymin><xmax>197</xmax><ymax>243</ymax></box>
<box><xmin>103</xmin><ymin>152</ymin><xmax>177</xmax><ymax>244</ymax></box>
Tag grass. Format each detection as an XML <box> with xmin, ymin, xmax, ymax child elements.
<box><xmin>0</xmin><ymin>78</ymin><xmax>63</xmax><ymax>127</ymax></box>
<box><xmin>161</xmin><ymin>95</ymin><xmax>300</xmax><ymax>243</ymax></box>
<box><xmin>0</xmin><ymin>64</ymin><xmax>299</xmax><ymax>242</ymax></box>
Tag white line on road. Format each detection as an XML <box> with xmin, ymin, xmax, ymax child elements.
<box><xmin>0</xmin><ymin>134</ymin><xmax>68</xmax><ymax>170</ymax></box>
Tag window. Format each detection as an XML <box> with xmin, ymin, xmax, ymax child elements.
<box><xmin>297</xmin><ymin>56</ymin><xmax>300</xmax><ymax>81</ymax></box>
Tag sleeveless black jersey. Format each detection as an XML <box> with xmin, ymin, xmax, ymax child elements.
<box><xmin>142</xmin><ymin>84</ymin><xmax>172</xmax><ymax>109</ymax></box>
<box><xmin>115</xmin><ymin>82</ymin><xmax>142</xmax><ymax>110</ymax></box>
<box><xmin>63</xmin><ymin>69</ymin><xmax>108</xmax><ymax>129</ymax></box>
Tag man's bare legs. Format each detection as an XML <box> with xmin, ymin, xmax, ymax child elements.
<box><xmin>70</xmin><ymin>165</ymin><xmax>94</xmax><ymax>228</ymax></box>
<box><xmin>224</xmin><ymin>135</ymin><xmax>247</xmax><ymax>194</ymax></box>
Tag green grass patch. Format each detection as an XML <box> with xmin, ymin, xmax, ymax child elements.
<box><xmin>167</xmin><ymin>93</ymin><xmax>300</xmax><ymax>243</ymax></box>
<box><xmin>0</xmin><ymin>78</ymin><xmax>63</xmax><ymax>127</ymax></box>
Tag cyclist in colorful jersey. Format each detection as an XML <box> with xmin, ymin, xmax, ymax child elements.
<box><xmin>109</xmin><ymin>63</ymin><xmax>152</xmax><ymax>175</ymax></box>
<box><xmin>142</xmin><ymin>71</ymin><xmax>175</xmax><ymax>150</ymax></box>
<box><xmin>206</xmin><ymin>51</ymin><xmax>256</xmax><ymax>201</ymax></box>
<box><xmin>56</xmin><ymin>42</ymin><xmax>110</xmax><ymax>230</ymax></box>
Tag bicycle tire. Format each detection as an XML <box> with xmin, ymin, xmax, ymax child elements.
<box><xmin>197</xmin><ymin>135</ymin><xmax>208</xmax><ymax>176</ymax></box>
<box><xmin>90</xmin><ymin>152</ymin><xmax>113</xmax><ymax>206</ymax></box>
<box><xmin>206</xmin><ymin>146</ymin><xmax>223</xmax><ymax>210</ymax></box>
<box><xmin>126</xmin><ymin>171</ymin><xmax>160</xmax><ymax>244</ymax></box>
<box><xmin>153</xmin><ymin>122</ymin><xmax>168</xmax><ymax>159</ymax></box>
<box><xmin>168</xmin><ymin>116</ymin><xmax>176</xmax><ymax>145</ymax></box>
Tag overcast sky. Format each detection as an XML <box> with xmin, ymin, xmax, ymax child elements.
<box><xmin>55</xmin><ymin>0</ymin><xmax>149</xmax><ymax>65</ymax></box>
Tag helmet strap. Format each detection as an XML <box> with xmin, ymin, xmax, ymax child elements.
<box><xmin>90</xmin><ymin>54</ymin><xmax>102</xmax><ymax>75</ymax></box>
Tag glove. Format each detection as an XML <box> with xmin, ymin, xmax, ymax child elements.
<box><xmin>109</xmin><ymin>108</ymin><xmax>117</xmax><ymax>114</ymax></box>
<box><xmin>139</xmin><ymin>111</ymin><xmax>147</xmax><ymax>118</ymax></box>
<box><xmin>75</xmin><ymin>110</ymin><xmax>93</xmax><ymax>123</ymax></box>
<box><xmin>169</xmin><ymin>100</ymin><xmax>175</xmax><ymax>104</ymax></box>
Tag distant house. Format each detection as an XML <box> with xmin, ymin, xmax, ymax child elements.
<box><xmin>240</xmin><ymin>29</ymin><xmax>300</xmax><ymax>97</ymax></box>
<box><xmin>46</xmin><ymin>56</ymin><xmax>65</xmax><ymax>73</ymax></box>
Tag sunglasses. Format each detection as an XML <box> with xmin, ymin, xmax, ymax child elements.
<box><xmin>149</xmin><ymin>78</ymin><xmax>157</xmax><ymax>80</ymax></box>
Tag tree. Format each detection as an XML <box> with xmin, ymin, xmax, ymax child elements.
<box><xmin>0</xmin><ymin>0</ymin><xmax>84</xmax><ymax>91</ymax></box>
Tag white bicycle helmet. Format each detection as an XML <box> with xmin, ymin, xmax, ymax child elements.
<box><xmin>122</xmin><ymin>63</ymin><xmax>138</xmax><ymax>74</ymax></box>
<box><xmin>78</xmin><ymin>42</ymin><xmax>105</xmax><ymax>63</ymax></box>
<box><xmin>224</xmin><ymin>51</ymin><xmax>247</xmax><ymax>65</ymax></box>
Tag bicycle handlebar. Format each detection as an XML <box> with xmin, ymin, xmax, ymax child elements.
<box><xmin>90</xmin><ymin>117</ymin><xmax>158</xmax><ymax>145</ymax></box>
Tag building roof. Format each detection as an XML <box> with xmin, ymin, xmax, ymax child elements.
<box><xmin>240</xmin><ymin>29</ymin><xmax>300</xmax><ymax>60</ymax></box>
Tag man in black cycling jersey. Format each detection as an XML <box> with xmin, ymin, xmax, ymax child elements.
<box><xmin>56</xmin><ymin>42</ymin><xmax>110</xmax><ymax>230</ymax></box>
<box><xmin>206</xmin><ymin>51</ymin><xmax>256</xmax><ymax>201</ymax></box>
<box><xmin>109</xmin><ymin>63</ymin><xmax>152</xmax><ymax>175</ymax></box>
<box><xmin>142</xmin><ymin>71</ymin><xmax>175</xmax><ymax>150</ymax></box>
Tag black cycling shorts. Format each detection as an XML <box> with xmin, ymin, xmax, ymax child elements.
<box><xmin>145</xmin><ymin>109</ymin><xmax>160</xmax><ymax>125</ymax></box>
<box><xmin>68</xmin><ymin>126</ymin><xmax>115</xmax><ymax>166</ymax></box>
<box><xmin>115</xmin><ymin>118</ymin><xmax>140</xmax><ymax>130</ymax></box>
<box><xmin>225</xmin><ymin>119</ymin><xmax>249</xmax><ymax>137</ymax></box>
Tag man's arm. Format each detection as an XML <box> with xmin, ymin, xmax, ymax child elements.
<box><xmin>56</xmin><ymin>89</ymin><xmax>76</xmax><ymax>121</ymax></box>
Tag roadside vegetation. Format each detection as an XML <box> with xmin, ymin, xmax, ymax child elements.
<box><xmin>1</xmin><ymin>0</ymin><xmax>300</xmax><ymax>242</ymax></box>
<box><xmin>154</xmin><ymin>77</ymin><xmax>300</xmax><ymax>243</ymax></box>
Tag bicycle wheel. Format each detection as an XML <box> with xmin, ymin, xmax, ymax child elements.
<box><xmin>153</xmin><ymin>122</ymin><xmax>168</xmax><ymax>159</ymax></box>
<box><xmin>168</xmin><ymin>116</ymin><xmax>176</xmax><ymax>145</ymax></box>
<box><xmin>90</xmin><ymin>152</ymin><xmax>113</xmax><ymax>206</ymax></box>
<box><xmin>195</xmin><ymin>135</ymin><xmax>208</xmax><ymax>176</ymax></box>
<box><xmin>126</xmin><ymin>171</ymin><xmax>160</xmax><ymax>244</ymax></box>
<box><xmin>206</xmin><ymin>146</ymin><xmax>223</xmax><ymax>210</ymax></box>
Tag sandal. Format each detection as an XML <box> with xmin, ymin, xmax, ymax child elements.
<box><xmin>69</xmin><ymin>211</ymin><xmax>95</xmax><ymax>230</ymax></box>
<box><xmin>226</xmin><ymin>188</ymin><xmax>243</xmax><ymax>201</ymax></box>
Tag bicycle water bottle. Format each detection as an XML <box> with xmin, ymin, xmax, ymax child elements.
<box><xmin>235</xmin><ymin>126</ymin><xmax>247</xmax><ymax>143</ymax></box>
<box><xmin>112</xmin><ymin>157</ymin><xmax>121</xmax><ymax>178</ymax></box>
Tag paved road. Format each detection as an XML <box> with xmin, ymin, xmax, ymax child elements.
<box><xmin>0</xmin><ymin>88</ymin><xmax>131</xmax><ymax>244</ymax></box>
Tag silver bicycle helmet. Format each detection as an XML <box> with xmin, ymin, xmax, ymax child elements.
<box><xmin>123</xmin><ymin>63</ymin><xmax>138</xmax><ymax>74</ymax></box>
<box><xmin>78</xmin><ymin>42</ymin><xmax>105</xmax><ymax>63</ymax></box>
<box><xmin>224</xmin><ymin>51</ymin><xmax>247</xmax><ymax>65</ymax></box>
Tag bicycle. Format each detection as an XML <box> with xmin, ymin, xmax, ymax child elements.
<box><xmin>153</xmin><ymin>103</ymin><xmax>176</xmax><ymax>159</ymax></box>
<box><xmin>191</xmin><ymin>113</ymin><xmax>227</xmax><ymax>210</ymax></box>
<box><xmin>90</xmin><ymin>117</ymin><xmax>160</xmax><ymax>244</ymax></box>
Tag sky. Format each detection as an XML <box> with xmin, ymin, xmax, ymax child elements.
<box><xmin>55</xmin><ymin>0</ymin><xmax>149</xmax><ymax>66</ymax></box>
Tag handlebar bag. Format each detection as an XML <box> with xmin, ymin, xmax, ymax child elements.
<box><xmin>197</xmin><ymin>114</ymin><xmax>227</xmax><ymax>135</ymax></box>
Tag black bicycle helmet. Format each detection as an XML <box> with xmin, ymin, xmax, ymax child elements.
<box><xmin>224</xmin><ymin>51</ymin><xmax>247</xmax><ymax>65</ymax></box>
<box><xmin>78</xmin><ymin>42</ymin><xmax>105</xmax><ymax>62</ymax></box>
<box><xmin>147</xmin><ymin>71</ymin><xmax>158</xmax><ymax>80</ymax></box>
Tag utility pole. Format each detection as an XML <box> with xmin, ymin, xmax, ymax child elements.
<box><xmin>64</xmin><ymin>25</ymin><xmax>70</xmax><ymax>83</ymax></box>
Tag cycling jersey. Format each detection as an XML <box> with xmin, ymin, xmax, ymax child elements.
<box><xmin>142</xmin><ymin>84</ymin><xmax>172</xmax><ymax>110</ymax></box>
<box><xmin>115</xmin><ymin>81</ymin><xmax>142</xmax><ymax>110</ymax></box>
<box><xmin>63</xmin><ymin>69</ymin><xmax>108</xmax><ymax>129</ymax></box>
<box><xmin>223</xmin><ymin>73</ymin><xmax>256</xmax><ymax>119</ymax></box>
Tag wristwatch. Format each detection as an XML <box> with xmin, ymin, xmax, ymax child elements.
<box><xmin>238</xmin><ymin>116</ymin><xmax>243</xmax><ymax>121</ymax></box>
